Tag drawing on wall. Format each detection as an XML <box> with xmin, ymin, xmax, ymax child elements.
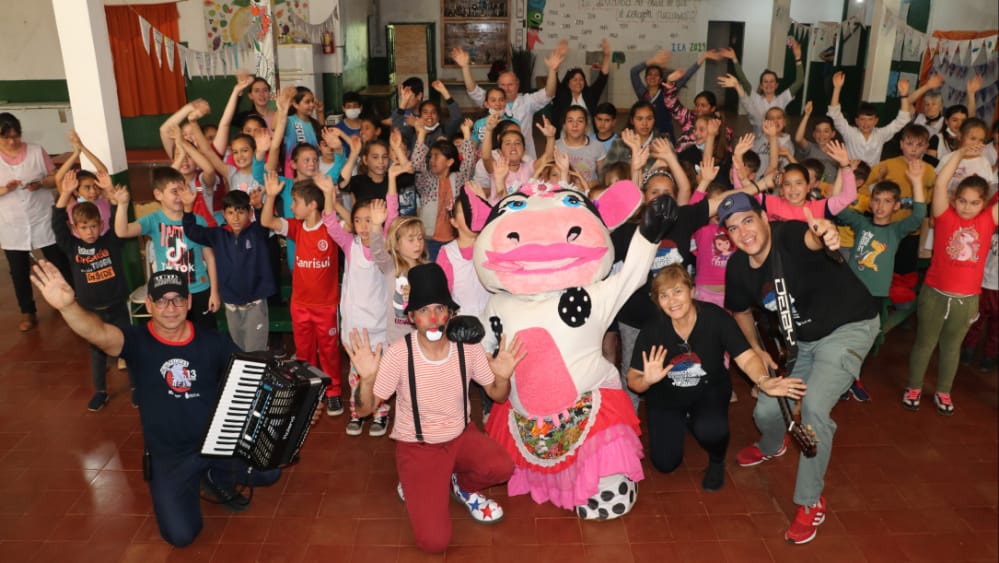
<box><xmin>532</xmin><ymin>0</ymin><xmax>702</xmax><ymax>51</ymax></box>
<box><xmin>204</xmin><ymin>0</ymin><xmax>309</xmax><ymax>50</ymax></box>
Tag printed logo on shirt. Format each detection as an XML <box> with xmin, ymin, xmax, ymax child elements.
<box><xmin>761</xmin><ymin>281</ymin><xmax>809</xmax><ymax>329</ymax></box>
<box><xmin>668</xmin><ymin>350</ymin><xmax>708</xmax><ymax>388</ymax></box>
<box><xmin>160</xmin><ymin>358</ymin><xmax>200</xmax><ymax>398</ymax></box>
<box><xmin>393</xmin><ymin>275</ymin><xmax>412</xmax><ymax>325</ymax></box>
<box><xmin>945</xmin><ymin>226</ymin><xmax>981</xmax><ymax>262</ymax></box>
<box><xmin>317</xmin><ymin>239</ymin><xmax>329</xmax><ymax>252</ymax></box>
<box><xmin>711</xmin><ymin>232</ymin><xmax>734</xmax><ymax>268</ymax></box>
<box><xmin>75</xmin><ymin>247</ymin><xmax>117</xmax><ymax>284</ymax></box>
<box><xmin>650</xmin><ymin>240</ymin><xmax>683</xmax><ymax>272</ymax></box>
<box><xmin>854</xmin><ymin>231</ymin><xmax>887</xmax><ymax>271</ymax></box>
<box><xmin>157</xmin><ymin>224</ymin><xmax>201</xmax><ymax>286</ymax></box>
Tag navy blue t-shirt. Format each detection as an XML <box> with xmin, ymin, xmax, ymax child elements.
<box><xmin>119</xmin><ymin>321</ymin><xmax>239</xmax><ymax>457</ymax></box>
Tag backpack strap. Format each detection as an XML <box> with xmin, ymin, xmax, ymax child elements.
<box><xmin>405</xmin><ymin>334</ymin><xmax>424</xmax><ymax>443</ymax></box>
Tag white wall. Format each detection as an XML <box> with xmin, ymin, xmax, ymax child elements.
<box><xmin>790</xmin><ymin>1</ymin><xmax>843</xmax><ymax>24</ymax></box>
<box><xmin>927</xmin><ymin>0</ymin><xmax>999</xmax><ymax>33</ymax></box>
<box><xmin>1</xmin><ymin>0</ymin><xmax>213</xmax><ymax>82</ymax></box>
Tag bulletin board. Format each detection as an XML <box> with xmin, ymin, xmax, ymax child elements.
<box><xmin>536</xmin><ymin>0</ymin><xmax>706</xmax><ymax>52</ymax></box>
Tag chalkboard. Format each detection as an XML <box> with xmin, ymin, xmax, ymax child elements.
<box><xmin>538</xmin><ymin>0</ymin><xmax>706</xmax><ymax>52</ymax></box>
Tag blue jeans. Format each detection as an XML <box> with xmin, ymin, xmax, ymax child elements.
<box><xmin>751</xmin><ymin>315</ymin><xmax>879</xmax><ymax>506</ymax></box>
<box><xmin>148</xmin><ymin>453</ymin><xmax>281</xmax><ymax>546</ymax></box>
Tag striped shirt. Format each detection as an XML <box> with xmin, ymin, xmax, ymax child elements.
<box><xmin>373</xmin><ymin>336</ymin><xmax>494</xmax><ymax>444</ymax></box>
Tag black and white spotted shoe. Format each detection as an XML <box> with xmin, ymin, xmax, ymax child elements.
<box><xmin>575</xmin><ymin>474</ymin><xmax>637</xmax><ymax>520</ymax></box>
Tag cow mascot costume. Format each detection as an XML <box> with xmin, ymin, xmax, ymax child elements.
<box><xmin>470</xmin><ymin>179</ymin><xmax>678</xmax><ymax>519</ymax></box>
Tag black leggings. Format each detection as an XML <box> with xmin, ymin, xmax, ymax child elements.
<box><xmin>5</xmin><ymin>246</ymin><xmax>73</xmax><ymax>315</ymax></box>
<box><xmin>646</xmin><ymin>385</ymin><xmax>731</xmax><ymax>473</ymax></box>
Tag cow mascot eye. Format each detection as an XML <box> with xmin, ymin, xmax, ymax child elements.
<box><xmin>502</xmin><ymin>199</ymin><xmax>527</xmax><ymax>212</ymax></box>
<box><xmin>561</xmin><ymin>194</ymin><xmax>584</xmax><ymax>207</ymax></box>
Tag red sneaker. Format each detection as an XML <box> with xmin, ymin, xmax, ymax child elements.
<box><xmin>735</xmin><ymin>435</ymin><xmax>789</xmax><ymax>467</ymax></box>
<box><xmin>785</xmin><ymin>496</ymin><xmax>826</xmax><ymax>544</ymax></box>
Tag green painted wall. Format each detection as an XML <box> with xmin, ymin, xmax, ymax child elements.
<box><xmin>0</xmin><ymin>80</ymin><xmax>69</xmax><ymax>104</ymax></box>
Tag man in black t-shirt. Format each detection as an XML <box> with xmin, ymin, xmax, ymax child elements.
<box><xmin>719</xmin><ymin>193</ymin><xmax>879</xmax><ymax>545</ymax></box>
<box><xmin>30</xmin><ymin>264</ymin><xmax>282</xmax><ymax>547</ymax></box>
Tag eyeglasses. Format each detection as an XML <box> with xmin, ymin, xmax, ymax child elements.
<box><xmin>153</xmin><ymin>296</ymin><xmax>187</xmax><ymax>309</ymax></box>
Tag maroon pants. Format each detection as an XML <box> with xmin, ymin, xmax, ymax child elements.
<box><xmin>396</xmin><ymin>425</ymin><xmax>513</xmax><ymax>553</ymax></box>
<box><xmin>964</xmin><ymin>288</ymin><xmax>999</xmax><ymax>358</ymax></box>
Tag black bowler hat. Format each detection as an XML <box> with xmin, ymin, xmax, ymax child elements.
<box><xmin>404</xmin><ymin>263</ymin><xmax>460</xmax><ymax>314</ymax></box>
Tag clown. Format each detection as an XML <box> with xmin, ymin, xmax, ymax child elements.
<box><xmin>472</xmin><ymin>178</ymin><xmax>677</xmax><ymax>519</ymax></box>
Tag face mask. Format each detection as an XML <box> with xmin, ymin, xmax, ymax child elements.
<box><xmin>344</xmin><ymin>108</ymin><xmax>361</xmax><ymax>120</ymax></box>
<box><xmin>695</xmin><ymin>143</ymin><xmax>705</xmax><ymax>151</ymax></box>
<box><xmin>77</xmin><ymin>195</ymin><xmax>90</xmax><ymax>203</ymax></box>
<box><xmin>423</xmin><ymin>122</ymin><xmax>440</xmax><ymax>132</ymax></box>
<box><xmin>488</xmin><ymin>107</ymin><xmax>503</xmax><ymax>115</ymax></box>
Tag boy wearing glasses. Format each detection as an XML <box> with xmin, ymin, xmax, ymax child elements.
<box><xmin>28</xmin><ymin>264</ymin><xmax>283</xmax><ymax>547</ymax></box>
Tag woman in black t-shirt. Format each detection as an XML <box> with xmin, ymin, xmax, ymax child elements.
<box><xmin>627</xmin><ymin>264</ymin><xmax>772</xmax><ymax>491</ymax></box>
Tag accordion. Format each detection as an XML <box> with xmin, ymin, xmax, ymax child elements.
<box><xmin>201</xmin><ymin>353</ymin><xmax>330</xmax><ymax>470</ymax></box>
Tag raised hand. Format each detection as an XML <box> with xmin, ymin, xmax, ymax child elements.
<box><xmin>234</xmin><ymin>70</ymin><xmax>254</xmax><ymax>93</ymax></box>
<box><xmin>111</xmin><ymin>184</ymin><xmax>131</xmax><ymax>205</ymax></box>
<box><xmin>717</xmin><ymin>74</ymin><xmax>739</xmax><ymax>89</ymax></box>
<box><xmin>718</xmin><ymin>47</ymin><xmax>737</xmax><ymax>61</ymax></box>
<box><xmin>389</xmin><ymin>129</ymin><xmax>404</xmax><ymax>151</ymax></box>
<box><xmin>832</xmin><ymin>71</ymin><xmax>845</xmax><ymax>89</ymax></box>
<box><xmin>178</xmin><ymin>183</ymin><xmax>197</xmax><ymax>209</ymax></box>
<box><xmin>389</xmin><ymin>160</ymin><xmax>413</xmax><ymax>178</ymax></box>
<box><xmin>68</xmin><ymin>130</ymin><xmax>82</xmax><ymax>151</ymax></box>
<box><xmin>924</xmin><ymin>74</ymin><xmax>944</xmax><ymax>90</ymax></box>
<box><xmin>823</xmin><ymin>139</ymin><xmax>850</xmax><ymax>167</ymax></box>
<box><xmin>60</xmin><ymin>168</ymin><xmax>78</xmax><ymax>195</ymax></box>
<box><xmin>432</xmin><ymin>80</ymin><xmax>450</xmax><ymax>97</ymax></box>
<box><xmin>535</xmin><ymin>115</ymin><xmax>556</xmax><ymax>138</ymax></box>
<box><xmin>601</xmin><ymin>37</ymin><xmax>611</xmax><ymax>56</ymax></box>
<box><xmin>485</xmin><ymin>111</ymin><xmax>503</xmax><ymax>132</ymax></box>
<box><xmin>487</xmin><ymin>335</ymin><xmax>526</xmax><ymax>381</ymax></box>
<box><xmin>651</xmin><ymin>137</ymin><xmax>675</xmax><ymax>161</ymax></box>
<box><xmin>545</xmin><ymin>39</ymin><xmax>570</xmax><ymax>71</ymax></box>
<box><xmin>896</xmin><ymin>78</ymin><xmax>910</xmax><ymax>98</ymax></box>
<box><xmin>369</xmin><ymin>197</ymin><xmax>388</xmax><ymax>226</ymax></box>
<box><xmin>398</xmin><ymin>85</ymin><xmax>413</xmax><ymax>111</ymax></box>
<box><xmin>460</xmin><ymin>118</ymin><xmax>473</xmax><ymax>139</ymax></box>
<box><xmin>905</xmin><ymin>157</ymin><xmax>924</xmax><ymax>184</ymax></box>
<box><xmin>699</xmin><ymin>154</ymin><xmax>719</xmax><ymax>183</ymax></box>
<box><xmin>95</xmin><ymin>170</ymin><xmax>113</xmax><ymax>191</ymax></box>
<box><xmin>276</xmin><ymin>86</ymin><xmax>297</xmax><ymax>111</ymax></box>
<box><xmin>189</xmin><ymin>99</ymin><xmax>210</xmax><ymax>120</ymax></box>
<box><xmin>29</xmin><ymin>259</ymin><xmax>76</xmax><ymax>312</ymax></box>
<box><xmin>252</xmin><ymin>129</ymin><xmax>272</xmax><ymax>153</ymax></box>
<box><xmin>620</xmin><ymin>128</ymin><xmax>641</xmax><ymax>151</ymax></box>
<box><xmin>664</xmin><ymin>69</ymin><xmax>685</xmax><ymax>85</ymax></box>
<box><xmin>707</xmin><ymin>118</ymin><xmax>722</xmax><ymax>138</ymax></box>
<box><xmin>313</xmin><ymin>172</ymin><xmax>335</xmax><ymax>195</ymax></box>
<box><xmin>803</xmin><ymin>100</ymin><xmax>813</xmax><ymax>115</ymax></box>
<box><xmin>631</xmin><ymin>145</ymin><xmax>650</xmax><ymax>172</ymax></box>
<box><xmin>967</xmin><ymin>73</ymin><xmax>983</xmax><ymax>95</ymax></box>
<box><xmin>493</xmin><ymin>153</ymin><xmax>510</xmax><ymax>179</ymax></box>
<box><xmin>734</xmin><ymin>133</ymin><xmax>755</xmax><ymax>156</ymax></box>
<box><xmin>344</xmin><ymin>329</ymin><xmax>383</xmax><ymax>381</ymax></box>
<box><xmin>347</xmin><ymin>135</ymin><xmax>363</xmax><ymax>155</ymax></box>
<box><xmin>703</xmin><ymin>49</ymin><xmax>725</xmax><ymax>62</ymax></box>
<box><xmin>788</xmin><ymin>38</ymin><xmax>802</xmax><ymax>60</ymax></box>
<box><xmin>648</xmin><ymin>50</ymin><xmax>671</xmax><ymax>67</ymax></box>
<box><xmin>762</xmin><ymin>119</ymin><xmax>778</xmax><ymax>138</ymax></box>
<box><xmin>264</xmin><ymin>170</ymin><xmax>285</xmax><ymax>197</ymax></box>
<box><xmin>321</xmin><ymin>127</ymin><xmax>343</xmax><ymax>151</ymax></box>
<box><xmin>642</xmin><ymin>345</ymin><xmax>674</xmax><ymax>386</ymax></box>
<box><xmin>248</xmin><ymin>188</ymin><xmax>263</xmax><ymax>209</ymax></box>
<box><xmin>450</xmin><ymin>47</ymin><xmax>471</xmax><ymax>68</ymax></box>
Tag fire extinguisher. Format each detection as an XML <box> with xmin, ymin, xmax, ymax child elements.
<box><xmin>322</xmin><ymin>32</ymin><xmax>335</xmax><ymax>54</ymax></box>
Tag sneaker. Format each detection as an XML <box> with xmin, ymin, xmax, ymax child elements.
<box><xmin>960</xmin><ymin>347</ymin><xmax>975</xmax><ymax>365</ymax></box>
<box><xmin>702</xmin><ymin>462</ymin><xmax>725</xmax><ymax>491</ymax></box>
<box><xmin>901</xmin><ymin>388</ymin><xmax>921</xmax><ymax>411</ymax></box>
<box><xmin>326</xmin><ymin>395</ymin><xmax>344</xmax><ymax>416</ymax></box>
<box><xmin>839</xmin><ymin>391</ymin><xmax>850</xmax><ymax>401</ymax></box>
<box><xmin>785</xmin><ymin>496</ymin><xmax>826</xmax><ymax>544</ymax></box>
<box><xmin>200</xmin><ymin>470</ymin><xmax>250</xmax><ymax>512</ymax></box>
<box><xmin>934</xmin><ymin>393</ymin><xmax>955</xmax><ymax>416</ymax></box>
<box><xmin>368</xmin><ymin>415</ymin><xmax>388</xmax><ymax>437</ymax></box>
<box><xmin>736</xmin><ymin>436</ymin><xmax>788</xmax><ymax>467</ymax></box>
<box><xmin>345</xmin><ymin>417</ymin><xmax>364</xmax><ymax>436</ymax></box>
<box><xmin>979</xmin><ymin>357</ymin><xmax>996</xmax><ymax>372</ymax></box>
<box><xmin>849</xmin><ymin>380</ymin><xmax>871</xmax><ymax>402</ymax></box>
<box><xmin>87</xmin><ymin>391</ymin><xmax>108</xmax><ymax>412</ymax></box>
<box><xmin>450</xmin><ymin>473</ymin><xmax>504</xmax><ymax>524</ymax></box>
<box><xmin>396</xmin><ymin>481</ymin><xmax>405</xmax><ymax>503</ymax></box>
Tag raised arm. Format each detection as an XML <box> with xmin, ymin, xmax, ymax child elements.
<box><xmin>651</xmin><ymin>138</ymin><xmax>691</xmax><ymax>205</ymax></box>
<box><xmin>432</xmin><ymin>80</ymin><xmax>464</xmax><ymax>137</ymax></box>
<box><xmin>907</xmin><ymin>74</ymin><xmax>944</xmax><ymax>105</ymax></box>
<box><xmin>795</xmin><ymin>101</ymin><xmax>813</xmax><ymax>149</ymax></box>
<box><xmin>267</xmin><ymin>87</ymin><xmax>295</xmax><ymax>172</ymax></box>
<box><xmin>30</xmin><ymin>260</ymin><xmax>124</xmax><ymax>356</ymax></box>
<box><xmin>821</xmin><ymin>140</ymin><xmax>859</xmax><ymax>216</ymax></box>
<box><xmin>214</xmin><ymin>71</ymin><xmax>256</xmax><ymax>155</ymax></box>
<box><xmin>451</xmin><ymin>47</ymin><xmax>479</xmax><ymax>97</ymax></box>
<box><xmin>966</xmin><ymin>74</ymin><xmax>982</xmax><ymax>117</ymax></box>
<box><xmin>260</xmin><ymin>170</ymin><xmax>286</xmax><ymax>231</ymax></box>
<box><xmin>181</xmin><ymin>119</ymin><xmax>220</xmax><ymax>186</ymax></box>
<box><xmin>54</xmin><ymin>132</ymin><xmax>81</xmax><ymax>190</ymax></box>
<box><xmin>718</xmin><ymin>47</ymin><xmax>753</xmax><ymax>92</ymax></box>
<box><xmin>160</xmin><ymin>99</ymin><xmax>207</xmax><ymax>158</ymax></box>
<box><xmin>785</xmin><ymin>39</ymin><xmax>805</xmax><ymax>97</ymax></box>
<box><xmin>933</xmin><ymin>147</ymin><xmax>971</xmax><ymax>218</ymax></box>
<box><xmin>543</xmin><ymin>40</ymin><xmax>569</xmax><ymax>100</ymax></box>
<box><xmin>111</xmin><ymin>184</ymin><xmax>141</xmax><ymax>238</ymax></box>
<box><xmin>479</xmin><ymin>112</ymin><xmax>502</xmax><ymax>174</ymax></box>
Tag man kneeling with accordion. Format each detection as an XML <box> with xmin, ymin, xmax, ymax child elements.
<box><xmin>30</xmin><ymin>262</ymin><xmax>327</xmax><ymax>547</ymax></box>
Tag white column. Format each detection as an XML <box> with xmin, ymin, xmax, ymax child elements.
<box><xmin>768</xmin><ymin>0</ymin><xmax>792</xmax><ymax>74</ymax></box>
<box><xmin>51</xmin><ymin>0</ymin><xmax>128</xmax><ymax>174</ymax></box>
<box><xmin>862</xmin><ymin>0</ymin><xmax>900</xmax><ymax>103</ymax></box>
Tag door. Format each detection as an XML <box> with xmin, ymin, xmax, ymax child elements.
<box><xmin>706</xmin><ymin>21</ymin><xmax>746</xmax><ymax>112</ymax></box>
<box><xmin>386</xmin><ymin>23</ymin><xmax>437</xmax><ymax>101</ymax></box>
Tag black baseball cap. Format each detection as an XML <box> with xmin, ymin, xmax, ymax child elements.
<box><xmin>147</xmin><ymin>270</ymin><xmax>189</xmax><ymax>301</ymax></box>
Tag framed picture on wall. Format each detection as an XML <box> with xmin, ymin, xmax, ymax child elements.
<box><xmin>442</xmin><ymin>21</ymin><xmax>510</xmax><ymax>66</ymax></box>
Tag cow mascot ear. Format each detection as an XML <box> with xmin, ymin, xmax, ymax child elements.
<box><xmin>446</xmin><ymin>315</ymin><xmax>485</xmax><ymax>344</ymax></box>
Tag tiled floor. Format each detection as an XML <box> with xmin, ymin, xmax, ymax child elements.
<box><xmin>0</xmin><ymin>266</ymin><xmax>996</xmax><ymax>562</ymax></box>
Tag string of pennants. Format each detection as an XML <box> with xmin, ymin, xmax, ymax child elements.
<box><xmin>134</xmin><ymin>5</ymin><xmax>339</xmax><ymax>80</ymax></box>
<box><xmin>788</xmin><ymin>15</ymin><xmax>865</xmax><ymax>45</ymax></box>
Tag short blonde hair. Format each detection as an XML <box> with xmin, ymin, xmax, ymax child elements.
<box><xmin>650</xmin><ymin>264</ymin><xmax>694</xmax><ymax>304</ymax></box>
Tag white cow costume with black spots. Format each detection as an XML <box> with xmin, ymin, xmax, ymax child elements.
<box><xmin>471</xmin><ymin>179</ymin><xmax>677</xmax><ymax>519</ymax></box>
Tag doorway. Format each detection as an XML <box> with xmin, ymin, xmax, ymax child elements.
<box><xmin>706</xmin><ymin>21</ymin><xmax>746</xmax><ymax>112</ymax></box>
<box><xmin>386</xmin><ymin>23</ymin><xmax>437</xmax><ymax>102</ymax></box>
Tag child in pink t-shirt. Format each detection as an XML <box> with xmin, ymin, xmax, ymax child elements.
<box><xmin>905</xmin><ymin>144</ymin><xmax>999</xmax><ymax>415</ymax></box>
<box><xmin>689</xmin><ymin>177</ymin><xmax>733</xmax><ymax>309</ymax></box>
